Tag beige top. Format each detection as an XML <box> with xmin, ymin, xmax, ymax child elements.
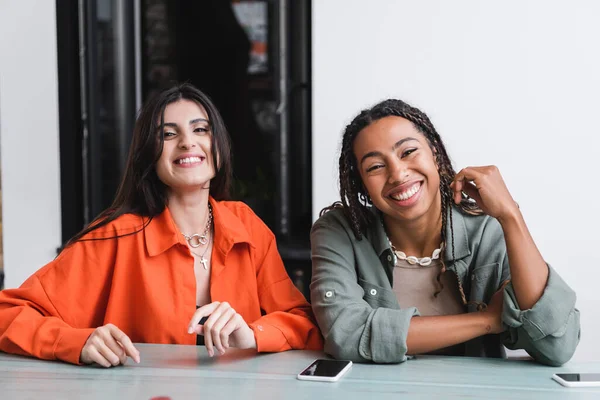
<box><xmin>393</xmin><ymin>257</ymin><xmax>466</xmax><ymax>355</ymax></box>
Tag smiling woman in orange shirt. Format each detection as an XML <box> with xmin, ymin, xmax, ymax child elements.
<box><xmin>0</xmin><ymin>83</ymin><xmax>323</xmax><ymax>367</ymax></box>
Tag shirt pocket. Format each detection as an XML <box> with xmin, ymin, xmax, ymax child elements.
<box><xmin>358</xmin><ymin>278</ymin><xmax>398</xmax><ymax>309</ymax></box>
<box><xmin>469</xmin><ymin>262</ymin><xmax>500</xmax><ymax>304</ymax></box>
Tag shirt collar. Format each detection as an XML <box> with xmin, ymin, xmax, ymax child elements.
<box><xmin>144</xmin><ymin>206</ymin><xmax>185</xmax><ymax>257</ymax></box>
<box><xmin>368</xmin><ymin>205</ymin><xmax>471</xmax><ymax>261</ymax></box>
<box><xmin>209</xmin><ymin>197</ymin><xmax>254</xmax><ymax>257</ymax></box>
<box><xmin>144</xmin><ymin>197</ymin><xmax>254</xmax><ymax>258</ymax></box>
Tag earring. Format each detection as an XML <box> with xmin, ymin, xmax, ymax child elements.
<box><xmin>358</xmin><ymin>192</ymin><xmax>371</xmax><ymax>206</ymax></box>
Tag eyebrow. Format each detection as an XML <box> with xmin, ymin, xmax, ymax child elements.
<box><xmin>161</xmin><ymin>118</ymin><xmax>209</xmax><ymax>128</ymax></box>
<box><xmin>359</xmin><ymin>137</ymin><xmax>419</xmax><ymax>164</ymax></box>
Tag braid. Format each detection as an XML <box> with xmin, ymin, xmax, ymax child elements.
<box><xmin>433</xmin><ymin>174</ymin><xmax>452</xmax><ymax>298</ymax></box>
<box><xmin>320</xmin><ymin>110</ymin><xmax>377</xmax><ymax>239</ymax></box>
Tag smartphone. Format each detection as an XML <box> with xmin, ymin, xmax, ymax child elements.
<box><xmin>552</xmin><ymin>373</ymin><xmax>600</xmax><ymax>388</ymax></box>
<box><xmin>296</xmin><ymin>359</ymin><xmax>352</xmax><ymax>382</ymax></box>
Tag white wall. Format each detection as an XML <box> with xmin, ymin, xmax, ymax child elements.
<box><xmin>0</xmin><ymin>1</ymin><xmax>62</xmax><ymax>288</ymax></box>
<box><xmin>313</xmin><ymin>0</ymin><xmax>600</xmax><ymax>361</ymax></box>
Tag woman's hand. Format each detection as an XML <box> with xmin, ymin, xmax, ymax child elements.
<box><xmin>482</xmin><ymin>280</ymin><xmax>510</xmax><ymax>334</ymax></box>
<box><xmin>80</xmin><ymin>324</ymin><xmax>140</xmax><ymax>367</ymax></box>
<box><xmin>450</xmin><ymin>165</ymin><xmax>519</xmax><ymax>221</ymax></box>
<box><xmin>188</xmin><ymin>301</ymin><xmax>257</xmax><ymax>357</ymax></box>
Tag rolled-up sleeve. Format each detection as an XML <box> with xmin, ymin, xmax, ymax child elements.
<box><xmin>502</xmin><ymin>265</ymin><xmax>581</xmax><ymax>366</ymax></box>
<box><xmin>310</xmin><ymin>216</ymin><xmax>418</xmax><ymax>363</ymax></box>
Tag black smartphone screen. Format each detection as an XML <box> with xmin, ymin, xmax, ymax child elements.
<box><xmin>556</xmin><ymin>373</ymin><xmax>600</xmax><ymax>382</ymax></box>
<box><xmin>299</xmin><ymin>359</ymin><xmax>351</xmax><ymax>377</ymax></box>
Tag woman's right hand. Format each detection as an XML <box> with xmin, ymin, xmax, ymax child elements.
<box><xmin>80</xmin><ymin>324</ymin><xmax>140</xmax><ymax>367</ymax></box>
<box><xmin>483</xmin><ymin>280</ymin><xmax>510</xmax><ymax>334</ymax></box>
<box><xmin>188</xmin><ymin>301</ymin><xmax>257</xmax><ymax>357</ymax></box>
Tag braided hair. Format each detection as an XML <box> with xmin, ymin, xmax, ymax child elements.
<box><xmin>323</xmin><ymin>99</ymin><xmax>482</xmax><ymax>301</ymax></box>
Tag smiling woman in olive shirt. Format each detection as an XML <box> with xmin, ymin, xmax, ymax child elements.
<box><xmin>310</xmin><ymin>99</ymin><xmax>580</xmax><ymax>366</ymax></box>
<box><xmin>0</xmin><ymin>84</ymin><xmax>322</xmax><ymax>367</ymax></box>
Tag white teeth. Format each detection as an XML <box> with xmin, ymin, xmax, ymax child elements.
<box><xmin>177</xmin><ymin>156</ymin><xmax>202</xmax><ymax>164</ymax></box>
<box><xmin>390</xmin><ymin>183</ymin><xmax>420</xmax><ymax>201</ymax></box>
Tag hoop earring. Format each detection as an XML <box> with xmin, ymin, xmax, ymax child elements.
<box><xmin>358</xmin><ymin>192</ymin><xmax>371</xmax><ymax>206</ymax></box>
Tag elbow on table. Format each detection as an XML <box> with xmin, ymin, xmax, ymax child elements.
<box><xmin>323</xmin><ymin>337</ymin><xmax>409</xmax><ymax>364</ymax></box>
<box><xmin>530</xmin><ymin>321</ymin><xmax>581</xmax><ymax>367</ymax></box>
<box><xmin>531</xmin><ymin>343</ymin><xmax>577</xmax><ymax>367</ymax></box>
<box><xmin>534</xmin><ymin>333</ymin><xmax>580</xmax><ymax>367</ymax></box>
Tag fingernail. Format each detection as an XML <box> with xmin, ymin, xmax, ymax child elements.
<box><xmin>187</xmin><ymin>327</ymin><xmax>193</xmax><ymax>334</ymax></box>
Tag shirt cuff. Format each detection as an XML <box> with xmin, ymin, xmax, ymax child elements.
<box><xmin>54</xmin><ymin>327</ymin><xmax>95</xmax><ymax>365</ymax></box>
<box><xmin>359</xmin><ymin>307</ymin><xmax>419</xmax><ymax>363</ymax></box>
<box><xmin>249</xmin><ymin>322</ymin><xmax>289</xmax><ymax>352</ymax></box>
<box><xmin>502</xmin><ymin>265</ymin><xmax>576</xmax><ymax>341</ymax></box>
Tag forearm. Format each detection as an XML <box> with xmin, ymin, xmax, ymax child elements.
<box><xmin>498</xmin><ymin>209</ymin><xmax>548</xmax><ymax>309</ymax></box>
<box><xmin>0</xmin><ymin>276</ymin><xmax>97</xmax><ymax>364</ymax></box>
<box><xmin>0</xmin><ymin>306</ymin><xmax>93</xmax><ymax>364</ymax></box>
<box><xmin>406</xmin><ymin>313</ymin><xmax>491</xmax><ymax>354</ymax></box>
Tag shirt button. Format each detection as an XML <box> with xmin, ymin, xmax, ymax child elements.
<box><xmin>325</xmin><ymin>291</ymin><xmax>333</xmax><ymax>298</ymax></box>
<box><xmin>387</xmin><ymin>255</ymin><xmax>392</xmax><ymax>262</ymax></box>
<box><xmin>471</xmin><ymin>274</ymin><xmax>475</xmax><ymax>281</ymax></box>
<box><xmin>257</xmin><ymin>325</ymin><xmax>264</xmax><ymax>331</ymax></box>
<box><xmin>370</xmin><ymin>289</ymin><xmax>377</xmax><ymax>296</ymax></box>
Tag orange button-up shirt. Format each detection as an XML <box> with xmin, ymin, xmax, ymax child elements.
<box><xmin>0</xmin><ymin>198</ymin><xmax>323</xmax><ymax>364</ymax></box>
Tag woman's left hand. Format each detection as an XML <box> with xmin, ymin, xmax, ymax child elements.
<box><xmin>450</xmin><ymin>165</ymin><xmax>519</xmax><ymax>220</ymax></box>
<box><xmin>188</xmin><ymin>301</ymin><xmax>257</xmax><ymax>357</ymax></box>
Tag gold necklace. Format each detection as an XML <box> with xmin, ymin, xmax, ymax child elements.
<box><xmin>181</xmin><ymin>204</ymin><xmax>213</xmax><ymax>248</ymax></box>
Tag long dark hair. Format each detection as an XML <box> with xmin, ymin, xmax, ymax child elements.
<box><xmin>64</xmin><ymin>83</ymin><xmax>232</xmax><ymax>248</ymax></box>
<box><xmin>325</xmin><ymin>99</ymin><xmax>482</xmax><ymax>301</ymax></box>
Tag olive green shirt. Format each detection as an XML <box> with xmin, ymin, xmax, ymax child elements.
<box><xmin>310</xmin><ymin>206</ymin><xmax>580</xmax><ymax>366</ymax></box>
